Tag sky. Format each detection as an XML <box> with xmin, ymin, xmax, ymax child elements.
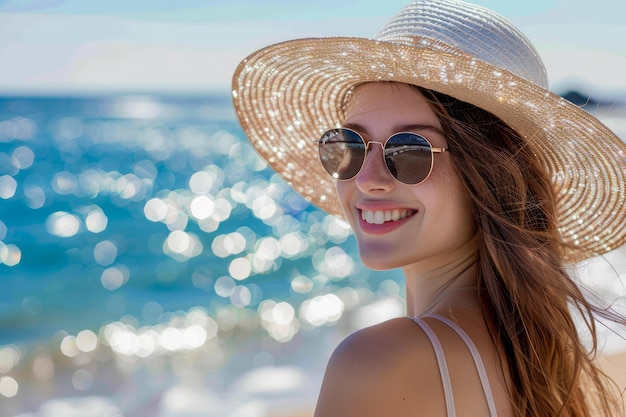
<box><xmin>0</xmin><ymin>0</ymin><xmax>624</xmax><ymax>96</ymax></box>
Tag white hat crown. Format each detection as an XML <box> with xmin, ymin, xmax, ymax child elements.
<box><xmin>375</xmin><ymin>0</ymin><xmax>549</xmax><ymax>88</ymax></box>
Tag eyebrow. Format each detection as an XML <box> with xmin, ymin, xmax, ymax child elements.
<box><xmin>342</xmin><ymin>122</ymin><xmax>445</xmax><ymax>138</ymax></box>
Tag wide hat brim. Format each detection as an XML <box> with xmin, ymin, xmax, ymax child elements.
<box><xmin>232</xmin><ymin>36</ymin><xmax>626</xmax><ymax>263</ymax></box>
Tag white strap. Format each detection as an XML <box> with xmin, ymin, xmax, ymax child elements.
<box><xmin>429</xmin><ymin>314</ymin><xmax>498</xmax><ymax>417</ymax></box>
<box><xmin>411</xmin><ymin>317</ymin><xmax>456</xmax><ymax>417</ymax></box>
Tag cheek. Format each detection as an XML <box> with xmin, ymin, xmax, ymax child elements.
<box><xmin>425</xmin><ymin>164</ymin><xmax>475</xmax><ymax>232</ymax></box>
<box><xmin>446</xmin><ymin>189</ymin><xmax>475</xmax><ymax>238</ymax></box>
<box><xmin>442</xmin><ymin>191</ymin><xmax>475</xmax><ymax>235</ymax></box>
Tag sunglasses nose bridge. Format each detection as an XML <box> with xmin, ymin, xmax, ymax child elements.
<box><xmin>364</xmin><ymin>140</ymin><xmax>385</xmax><ymax>153</ymax></box>
<box><xmin>362</xmin><ymin>140</ymin><xmax>386</xmax><ymax>168</ymax></box>
<box><xmin>356</xmin><ymin>140</ymin><xmax>395</xmax><ymax>184</ymax></box>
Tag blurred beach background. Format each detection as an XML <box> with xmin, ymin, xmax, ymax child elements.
<box><xmin>0</xmin><ymin>1</ymin><xmax>625</xmax><ymax>416</ymax></box>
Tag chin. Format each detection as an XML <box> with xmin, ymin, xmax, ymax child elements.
<box><xmin>357</xmin><ymin>245</ymin><xmax>403</xmax><ymax>271</ymax></box>
<box><xmin>363</xmin><ymin>262</ymin><xmax>396</xmax><ymax>272</ymax></box>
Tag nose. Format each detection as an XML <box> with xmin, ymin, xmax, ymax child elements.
<box><xmin>355</xmin><ymin>142</ymin><xmax>396</xmax><ymax>193</ymax></box>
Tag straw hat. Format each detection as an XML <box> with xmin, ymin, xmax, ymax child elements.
<box><xmin>232</xmin><ymin>0</ymin><xmax>626</xmax><ymax>262</ymax></box>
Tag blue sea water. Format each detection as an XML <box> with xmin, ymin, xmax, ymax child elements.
<box><xmin>0</xmin><ymin>94</ymin><xmax>404</xmax><ymax>416</ymax></box>
<box><xmin>0</xmin><ymin>95</ymin><xmax>255</xmax><ymax>338</ymax></box>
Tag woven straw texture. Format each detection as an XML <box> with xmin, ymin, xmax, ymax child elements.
<box><xmin>232</xmin><ymin>0</ymin><xmax>626</xmax><ymax>262</ymax></box>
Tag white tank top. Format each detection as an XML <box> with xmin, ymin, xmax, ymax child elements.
<box><xmin>411</xmin><ymin>314</ymin><xmax>498</xmax><ymax>417</ymax></box>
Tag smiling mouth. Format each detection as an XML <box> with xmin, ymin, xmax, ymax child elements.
<box><xmin>360</xmin><ymin>209</ymin><xmax>417</xmax><ymax>225</ymax></box>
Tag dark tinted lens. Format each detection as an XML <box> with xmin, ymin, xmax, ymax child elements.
<box><xmin>384</xmin><ymin>133</ymin><xmax>433</xmax><ymax>184</ymax></box>
<box><xmin>319</xmin><ymin>129</ymin><xmax>365</xmax><ymax>180</ymax></box>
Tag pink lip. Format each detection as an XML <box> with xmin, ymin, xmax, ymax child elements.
<box><xmin>357</xmin><ymin>201</ymin><xmax>408</xmax><ymax>211</ymax></box>
<box><xmin>356</xmin><ymin>206</ymin><xmax>417</xmax><ymax>235</ymax></box>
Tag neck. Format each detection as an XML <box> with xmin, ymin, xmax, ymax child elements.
<box><xmin>403</xmin><ymin>233</ymin><xmax>480</xmax><ymax>317</ymax></box>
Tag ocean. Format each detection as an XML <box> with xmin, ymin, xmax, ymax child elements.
<box><xmin>0</xmin><ymin>94</ymin><xmax>406</xmax><ymax>417</ymax></box>
<box><xmin>0</xmin><ymin>93</ymin><xmax>624</xmax><ymax>417</ymax></box>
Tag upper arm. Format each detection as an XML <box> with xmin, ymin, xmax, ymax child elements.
<box><xmin>313</xmin><ymin>316</ymin><xmax>503</xmax><ymax>417</ymax></box>
<box><xmin>313</xmin><ymin>318</ymin><xmax>447</xmax><ymax>417</ymax></box>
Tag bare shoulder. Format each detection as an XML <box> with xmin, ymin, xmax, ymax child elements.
<box><xmin>329</xmin><ymin>316</ymin><xmax>435</xmax><ymax>365</ymax></box>
<box><xmin>314</xmin><ymin>317</ymin><xmax>447</xmax><ymax>417</ymax></box>
<box><xmin>313</xmin><ymin>315</ymin><xmax>512</xmax><ymax>417</ymax></box>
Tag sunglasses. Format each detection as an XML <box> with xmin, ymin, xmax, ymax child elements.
<box><xmin>318</xmin><ymin>128</ymin><xmax>449</xmax><ymax>185</ymax></box>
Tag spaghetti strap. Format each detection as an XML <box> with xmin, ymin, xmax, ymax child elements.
<box><xmin>411</xmin><ymin>317</ymin><xmax>456</xmax><ymax>417</ymax></box>
<box><xmin>428</xmin><ymin>314</ymin><xmax>498</xmax><ymax>417</ymax></box>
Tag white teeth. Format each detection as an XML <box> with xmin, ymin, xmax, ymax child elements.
<box><xmin>361</xmin><ymin>209</ymin><xmax>415</xmax><ymax>225</ymax></box>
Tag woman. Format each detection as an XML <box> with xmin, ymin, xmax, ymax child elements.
<box><xmin>232</xmin><ymin>0</ymin><xmax>626</xmax><ymax>416</ymax></box>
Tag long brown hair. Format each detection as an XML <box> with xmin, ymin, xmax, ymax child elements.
<box><xmin>417</xmin><ymin>86</ymin><xmax>624</xmax><ymax>417</ymax></box>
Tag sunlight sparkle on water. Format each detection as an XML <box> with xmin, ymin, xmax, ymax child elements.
<box><xmin>11</xmin><ymin>145</ymin><xmax>34</xmax><ymax>170</ymax></box>
<box><xmin>100</xmin><ymin>309</ymin><xmax>219</xmax><ymax>357</ymax></box>
<box><xmin>290</xmin><ymin>275</ymin><xmax>314</xmax><ymax>294</ymax></box>
<box><xmin>60</xmin><ymin>336</ymin><xmax>80</xmax><ymax>358</ymax></box>
<box><xmin>32</xmin><ymin>354</ymin><xmax>54</xmax><ymax>381</ymax></box>
<box><xmin>101</xmin><ymin>265</ymin><xmax>130</xmax><ymax>290</ymax></box>
<box><xmin>259</xmin><ymin>300</ymin><xmax>299</xmax><ymax>343</ymax></box>
<box><xmin>0</xmin><ymin>242</ymin><xmax>21</xmax><ymax>266</ymax></box>
<box><xmin>72</xmin><ymin>369</ymin><xmax>93</xmax><ymax>391</ymax></box>
<box><xmin>189</xmin><ymin>195</ymin><xmax>214</xmax><ymax>220</ymax></box>
<box><xmin>230</xmin><ymin>285</ymin><xmax>253</xmax><ymax>308</ymax></box>
<box><xmin>251</xmin><ymin>195</ymin><xmax>279</xmax><ymax>220</ymax></box>
<box><xmin>211</xmin><ymin>231</ymin><xmax>247</xmax><ymax>258</ymax></box>
<box><xmin>23</xmin><ymin>183</ymin><xmax>46</xmax><ymax>209</ymax></box>
<box><xmin>45</xmin><ymin>211</ymin><xmax>81</xmax><ymax>237</ymax></box>
<box><xmin>0</xmin><ymin>116</ymin><xmax>36</xmax><ymax>142</ymax></box>
<box><xmin>300</xmin><ymin>294</ymin><xmax>345</xmax><ymax>327</ymax></box>
<box><xmin>116</xmin><ymin>173</ymin><xmax>147</xmax><ymax>201</ymax></box>
<box><xmin>214</xmin><ymin>276</ymin><xmax>237</xmax><ymax>297</ymax></box>
<box><xmin>314</xmin><ymin>246</ymin><xmax>355</xmax><ymax>278</ymax></box>
<box><xmin>84</xmin><ymin>207</ymin><xmax>108</xmax><ymax>233</ymax></box>
<box><xmin>143</xmin><ymin>197</ymin><xmax>170</xmax><ymax>222</ymax></box>
<box><xmin>323</xmin><ymin>216</ymin><xmax>352</xmax><ymax>242</ymax></box>
<box><xmin>108</xmin><ymin>96</ymin><xmax>164</xmax><ymax>120</ymax></box>
<box><xmin>0</xmin><ymin>175</ymin><xmax>17</xmax><ymax>199</ymax></box>
<box><xmin>0</xmin><ymin>345</ymin><xmax>21</xmax><ymax>373</ymax></box>
<box><xmin>229</xmin><ymin>257</ymin><xmax>252</xmax><ymax>280</ymax></box>
<box><xmin>0</xmin><ymin>376</ymin><xmax>18</xmax><ymax>398</ymax></box>
<box><xmin>76</xmin><ymin>330</ymin><xmax>99</xmax><ymax>353</ymax></box>
<box><xmin>93</xmin><ymin>240</ymin><xmax>118</xmax><ymax>266</ymax></box>
<box><xmin>51</xmin><ymin>171</ymin><xmax>77</xmax><ymax>195</ymax></box>
<box><xmin>279</xmin><ymin>232</ymin><xmax>309</xmax><ymax>258</ymax></box>
<box><xmin>189</xmin><ymin>166</ymin><xmax>224</xmax><ymax>194</ymax></box>
<box><xmin>163</xmin><ymin>230</ymin><xmax>203</xmax><ymax>261</ymax></box>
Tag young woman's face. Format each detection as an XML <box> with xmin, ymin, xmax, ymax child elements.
<box><xmin>336</xmin><ymin>82</ymin><xmax>476</xmax><ymax>270</ymax></box>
